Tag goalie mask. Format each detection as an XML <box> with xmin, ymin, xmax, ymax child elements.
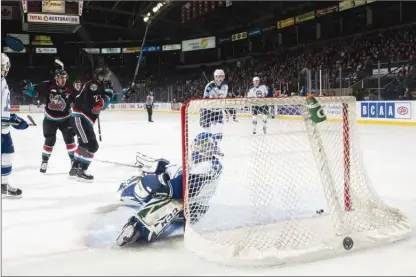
<box><xmin>191</xmin><ymin>132</ymin><xmax>221</xmax><ymax>163</ymax></box>
<box><xmin>54</xmin><ymin>69</ymin><xmax>68</xmax><ymax>87</ymax></box>
<box><xmin>1</xmin><ymin>53</ymin><xmax>11</xmax><ymax>77</ymax></box>
<box><xmin>213</xmin><ymin>69</ymin><xmax>225</xmax><ymax>86</ymax></box>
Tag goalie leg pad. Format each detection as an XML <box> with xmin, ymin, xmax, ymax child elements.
<box><xmin>118</xmin><ymin>176</ymin><xmax>149</xmax><ymax>206</ymax></box>
<box><xmin>133</xmin><ymin>197</ymin><xmax>183</xmax><ymax>242</ymax></box>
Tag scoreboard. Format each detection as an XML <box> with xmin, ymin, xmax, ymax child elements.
<box><xmin>21</xmin><ymin>0</ymin><xmax>83</xmax><ymax>33</ymax></box>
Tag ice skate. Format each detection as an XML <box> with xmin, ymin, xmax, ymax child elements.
<box><xmin>116</xmin><ymin>217</ymin><xmax>141</xmax><ymax>247</ymax></box>
<box><xmin>76</xmin><ymin>168</ymin><xmax>94</xmax><ymax>182</ymax></box>
<box><xmin>40</xmin><ymin>161</ymin><xmax>48</xmax><ymax>173</ymax></box>
<box><xmin>69</xmin><ymin>160</ymin><xmax>79</xmax><ymax>177</ymax></box>
<box><xmin>1</xmin><ymin>184</ymin><xmax>22</xmax><ymax>198</ymax></box>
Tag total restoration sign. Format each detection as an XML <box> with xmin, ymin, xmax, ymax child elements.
<box><xmin>27</xmin><ymin>13</ymin><xmax>80</xmax><ymax>24</ymax></box>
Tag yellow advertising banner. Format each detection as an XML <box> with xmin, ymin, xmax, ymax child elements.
<box><xmin>42</xmin><ymin>1</ymin><xmax>65</xmax><ymax>14</ymax></box>
<box><xmin>339</xmin><ymin>0</ymin><xmax>355</xmax><ymax>11</ymax></box>
<box><xmin>277</xmin><ymin>17</ymin><xmax>294</xmax><ymax>29</ymax></box>
<box><xmin>31</xmin><ymin>35</ymin><xmax>53</xmax><ymax>46</ymax></box>
<box><xmin>231</xmin><ymin>32</ymin><xmax>247</xmax><ymax>41</ymax></box>
<box><xmin>122</xmin><ymin>47</ymin><xmax>141</xmax><ymax>53</ymax></box>
<box><xmin>295</xmin><ymin>10</ymin><xmax>315</xmax><ymax>23</ymax></box>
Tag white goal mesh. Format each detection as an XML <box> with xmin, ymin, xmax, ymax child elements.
<box><xmin>181</xmin><ymin>96</ymin><xmax>411</xmax><ymax>266</ymax></box>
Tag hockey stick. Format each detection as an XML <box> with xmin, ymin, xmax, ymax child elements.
<box><xmin>9</xmin><ymin>115</ymin><xmax>37</xmax><ymax>127</ymax></box>
<box><xmin>10</xmin><ymin>121</ymin><xmax>35</xmax><ymax>127</ymax></box>
<box><xmin>54</xmin><ymin>59</ymin><xmax>64</xmax><ymax>70</ymax></box>
<box><xmin>127</xmin><ymin>20</ymin><xmax>151</xmax><ymax>99</ymax></box>
<box><xmin>95</xmin><ymin>159</ymin><xmax>138</xmax><ymax>168</ymax></box>
<box><xmin>95</xmin><ymin>152</ymin><xmax>169</xmax><ymax>169</ymax></box>
<box><xmin>202</xmin><ymin>70</ymin><xmax>209</xmax><ymax>83</ymax></box>
<box><xmin>26</xmin><ymin>115</ymin><xmax>37</xmax><ymax>126</ymax></box>
<box><xmin>97</xmin><ymin>116</ymin><xmax>102</xmax><ymax>141</ymax></box>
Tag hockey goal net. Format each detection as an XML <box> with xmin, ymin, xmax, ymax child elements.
<box><xmin>181</xmin><ymin>96</ymin><xmax>410</xmax><ymax>266</ymax></box>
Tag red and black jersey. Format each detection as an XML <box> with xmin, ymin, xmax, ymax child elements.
<box><xmin>34</xmin><ymin>80</ymin><xmax>77</xmax><ymax>121</ymax></box>
<box><xmin>71</xmin><ymin>80</ymin><xmax>113</xmax><ymax>125</ymax></box>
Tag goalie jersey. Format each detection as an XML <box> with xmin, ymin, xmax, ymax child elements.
<box><xmin>247</xmin><ymin>83</ymin><xmax>268</xmax><ymax>98</ymax></box>
<box><xmin>203</xmin><ymin>81</ymin><xmax>228</xmax><ymax>98</ymax></box>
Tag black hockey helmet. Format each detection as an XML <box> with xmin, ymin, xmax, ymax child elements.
<box><xmin>54</xmin><ymin>69</ymin><xmax>68</xmax><ymax>78</ymax></box>
<box><xmin>73</xmin><ymin>79</ymin><xmax>81</xmax><ymax>84</ymax></box>
<box><xmin>93</xmin><ymin>67</ymin><xmax>111</xmax><ymax>84</ymax></box>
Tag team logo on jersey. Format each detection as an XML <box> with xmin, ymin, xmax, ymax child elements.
<box><xmin>48</xmin><ymin>94</ymin><xmax>66</xmax><ymax>111</ymax></box>
<box><xmin>256</xmin><ymin>90</ymin><xmax>263</xmax><ymax>97</ymax></box>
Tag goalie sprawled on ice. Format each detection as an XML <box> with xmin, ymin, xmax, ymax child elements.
<box><xmin>115</xmin><ymin>132</ymin><xmax>223</xmax><ymax>246</ymax></box>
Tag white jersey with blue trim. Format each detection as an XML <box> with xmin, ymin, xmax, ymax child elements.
<box><xmin>165</xmin><ymin>159</ymin><xmax>222</xmax><ymax>181</ymax></box>
<box><xmin>1</xmin><ymin>76</ymin><xmax>11</xmax><ymax>134</ymax></box>
<box><xmin>203</xmin><ymin>80</ymin><xmax>228</xmax><ymax>99</ymax></box>
<box><xmin>247</xmin><ymin>84</ymin><xmax>268</xmax><ymax>98</ymax></box>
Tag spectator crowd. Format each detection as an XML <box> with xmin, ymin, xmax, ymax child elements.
<box><xmin>7</xmin><ymin>23</ymin><xmax>416</xmax><ymax>105</ymax></box>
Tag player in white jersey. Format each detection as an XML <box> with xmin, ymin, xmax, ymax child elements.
<box><xmin>203</xmin><ymin>69</ymin><xmax>228</xmax><ymax>99</ymax></box>
<box><xmin>1</xmin><ymin>53</ymin><xmax>29</xmax><ymax>197</ymax></box>
<box><xmin>200</xmin><ymin>69</ymin><xmax>228</xmax><ymax>154</ymax></box>
<box><xmin>247</xmin><ymin>76</ymin><xmax>269</xmax><ymax>134</ymax></box>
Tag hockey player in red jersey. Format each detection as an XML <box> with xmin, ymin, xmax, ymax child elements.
<box><xmin>23</xmin><ymin>69</ymin><xmax>78</xmax><ymax>174</ymax></box>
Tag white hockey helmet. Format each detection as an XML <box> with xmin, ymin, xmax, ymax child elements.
<box><xmin>1</xmin><ymin>53</ymin><xmax>11</xmax><ymax>76</ymax></box>
<box><xmin>213</xmin><ymin>69</ymin><xmax>225</xmax><ymax>84</ymax></box>
<box><xmin>253</xmin><ymin>76</ymin><xmax>260</xmax><ymax>86</ymax></box>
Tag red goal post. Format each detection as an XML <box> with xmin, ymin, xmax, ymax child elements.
<box><xmin>180</xmin><ymin>96</ymin><xmax>410</xmax><ymax>266</ymax></box>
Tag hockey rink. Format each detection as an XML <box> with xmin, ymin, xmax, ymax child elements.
<box><xmin>2</xmin><ymin>110</ymin><xmax>416</xmax><ymax>275</ymax></box>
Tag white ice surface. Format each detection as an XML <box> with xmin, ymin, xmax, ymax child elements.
<box><xmin>1</xmin><ymin>111</ymin><xmax>416</xmax><ymax>276</ymax></box>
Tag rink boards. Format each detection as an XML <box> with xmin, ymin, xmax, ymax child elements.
<box><xmin>15</xmin><ymin>100</ymin><xmax>416</xmax><ymax>126</ymax></box>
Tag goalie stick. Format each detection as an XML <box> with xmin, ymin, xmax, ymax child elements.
<box><xmin>94</xmin><ymin>152</ymin><xmax>174</xmax><ymax>171</ymax></box>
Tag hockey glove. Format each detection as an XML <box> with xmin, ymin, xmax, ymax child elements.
<box><xmin>103</xmin><ymin>88</ymin><xmax>114</xmax><ymax>98</ymax></box>
<box><xmin>10</xmin><ymin>114</ymin><xmax>29</xmax><ymax>130</ymax></box>
<box><xmin>122</xmin><ymin>87</ymin><xmax>133</xmax><ymax>101</ymax></box>
<box><xmin>92</xmin><ymin>98</ymin><xmax>105</xmax><ymax>114</ymax></box>
<box><xmin>21</xmin><ymin>79</ymin><xmax>33</xmax><ymax>90</ymax></box>
<box><xmin>21</xmin><ymin>80</ymin><xmax>37</xmax><ymax>97</ymax></box>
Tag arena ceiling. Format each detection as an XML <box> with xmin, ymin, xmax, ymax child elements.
<box><xmin>78</xmin><ymin>1</ymin><xmax>340</xmax><ymax>43</ymax></box>
<box><xmin>1</xmin><ymin>1</ymin><xmax>340</xmax><ymax>43</ymax></box>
